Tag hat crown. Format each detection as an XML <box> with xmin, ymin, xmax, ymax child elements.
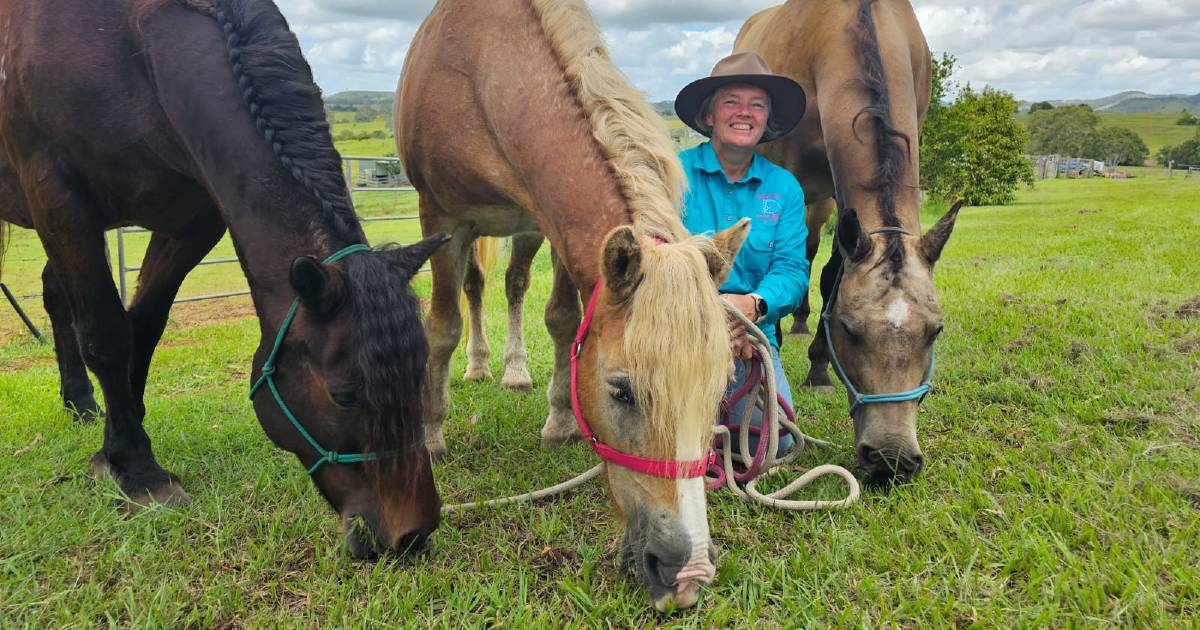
<box><xmin>709</xmin><ymin>52</ymin><xmax>776</xmax><ymax>79</ymax></box>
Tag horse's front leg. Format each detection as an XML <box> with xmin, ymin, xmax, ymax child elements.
<box><xmin>540</xmin><ymin>249</ymin><xmax>582</xmax><ymax>446</ymax></box>
<box><xmin>789</xmin><ymin>197</ymin><xmax>835</xmax><ymax>336</ymax></box>
<box><xmin>803</xmin><ymin>246</ymin><xmax>841</xmax><ymax>392</ymax></box>
<box><xmin>421</xmin><ymin>211</ymin><xmax>473</xmax><ymax>459</ymax></box>
<box><xmin>126</xmin><ymin>220</ymin><xmax>225</xmax><ymax>416</ymax></box>
<box><xmin>500</xmin><ymin>231</ymin><xmax>543</xmax><ymax>390</ymax></box>
<box><xmin>29</xmin><ymin>163</ymin><xmax>185</xmax><ymax>511</ymax></box>
<box><xmin>41</xmin><ymin>262</ymin><xmax>100</xmax><ymax>420</ymax></box>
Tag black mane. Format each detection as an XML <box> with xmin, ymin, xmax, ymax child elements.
<box><xmin>198</xmin><ymin>0</ymin><xmax>358</xmax><ymax>240</ymax></box>
<box><xmin>850</xmin><ymin>0</ymin><xmax>912</xmax><ymax>271</ymax></box>
<box><xmin>344</xmin><ymin>249</ymin><xmax>429</xmax><ymax>478</ymax></box>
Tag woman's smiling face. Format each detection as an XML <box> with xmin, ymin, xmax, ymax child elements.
<box><xmin>705</xmin><ymin>83</ymin><xmax>770</xmax><ymax>150</ymax></box>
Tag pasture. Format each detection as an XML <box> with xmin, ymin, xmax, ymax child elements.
<box><xmin>1</xmin><ymin>173</ymin><xmax>1197</xmax><ymax>625</ymax></box>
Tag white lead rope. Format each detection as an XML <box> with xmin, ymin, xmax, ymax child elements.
<box><xmin>440</xmin><ymin>300</ymin><xmax>859</xmax><ymax>513</ymax></box>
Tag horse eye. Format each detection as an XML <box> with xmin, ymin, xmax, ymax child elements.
<box><xmin>331</xmin><ymin>391</ymin><xmax>361</xmax><ymax>408</ymax></box>
<box><xmin>840</xmin><ymin>321</ymin><xmax>861</xmax><ymax>342</ymax></box>
<box><xmin>607</xmin><ymin>379</ymin><xmax>635</xmax><ymax>406</ymax></box>
<box><xmin>930</xmin><ymin>324</ymin><xmax>945</xmax><ymax>340</ymax></box>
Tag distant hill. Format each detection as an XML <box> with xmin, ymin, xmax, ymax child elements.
<box><xmin>1021</xmin><ymin>91</ymin><xmax>1200</xmax><ymax>114</ymax></box>
<box><xmin>325</xmin><ymin>90</ymin><xmax>395</xmax><ymax>111</ymax></box>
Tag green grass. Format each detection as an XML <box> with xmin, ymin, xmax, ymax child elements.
<box><xmin>1</xmin><ymin>173</ymin><xmax>1198</xmax><ymax>626</ymax></box>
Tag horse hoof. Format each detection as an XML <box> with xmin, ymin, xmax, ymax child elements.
<box><xmin>90</xmin><ymin>452</ymin><xmax>114</xmax><ymax>479</ymax></box>
<box><xmin>463</xmin><ymin>366</ymin><xmax>492</xmax><ymax>381</ymax></box>
<box><xmin>501</xmin><ymin>371</ymin><xmax>533</xmax><ymax>391</ymax></box>
<box><xmin>808</xmin><ymin>384</ymin><xmax>835</xmax><ymax>394</ymax></box>
<box><xmin>540</xmin><ymin>409</ymin><xmax>582</xmax><ymax>446</ymax></box>
<box><xmin>67</xmin><ymin>398</ymin><xmax>102</xmax><ymax>422</ymax></box>
<box><xmin>425</xmin><ymin>428</ymin><xmax>448</xmax><ymax>460</ymax></box>
<box><xmin>123</xmin><ymin>481</ymin><xmax>191</xmax><ymax>514</ymax></box>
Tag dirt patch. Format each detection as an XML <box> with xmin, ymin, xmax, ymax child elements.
<box><xmin>1028</xmin><ymin>375</ymin><xmax>1054</xmax><ymax>391</ymax></box>
<box><xmin>165</xmin><ymin>296</ymin><xmax>257</xmax><ymax>329</ymax></box>
<box><xmin>0</xmin><ymin>355</ymin><xmax>53</xmax><ymax>373</ymax></box>
<box><xmin>532</xmin><ymin>546</ymin><xmax>579</xmax><ymax>576</ymax></box>
<box><xmin>1077</xmin><ymin>208</ymin><xmax>1103</xmax><ymax>215</ymax></box>
<box><xmin>1099</xmin><ymin>409</ymin><xmax>1164</xmax><ymax>434</ymax></box>
<box><xmin>1167</xmin><ymin>475</ymin><xmax>1200</xmax><ymax>510</ymax></box>
<box><xmin>1067</xmin><ymin>340</ymin><xmax>1089</xmax><ymax>360</ymax></box>
<box><xmin>1174</xmin><ymin>337</ymin><xmax>1200</xmax><ymax>355</ymax></box>
<box><xmin>1175</xmin><ymin>297</ymin><xmax>1200</xmax><ymax>318</ymax></box>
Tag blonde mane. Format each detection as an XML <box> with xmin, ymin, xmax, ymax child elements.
<box><xmin>624</xmin><ymin>239</ymin><xmax>731</xmax><ymax>445</ymax></box>
<box><xmin>529</xmin><ymin>0</ymin><xmax>689</xmax><ymax>243</ymax></box>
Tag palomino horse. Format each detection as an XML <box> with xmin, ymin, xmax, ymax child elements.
<box><xmin>0</xmin><ymin>0</ymin><xmax>445</xmax><ymax>557</ymax></box>
<box><xmin>735</xmin><ymin>0</ymin><xmax>960</xmax><ymax>484</ymax></box>
<box><xmin>398</xmin><ymin>0</ymin><xmax>745</xmax><ymax>610</ymax></box>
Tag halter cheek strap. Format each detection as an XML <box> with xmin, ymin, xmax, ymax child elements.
<box><xmin>248</xmin><ymin>244</ymin><xmax>393</xmax><ymax>475</ymax></box>
<box><xmin>570</xmin><ymin>280</ymin><xmax>715</xmax><ymax>478</ymax></box>
<box><xmin>821</xmin><ymin>227</ymin><xmax>937</xmax><ymax>414</ymax></box>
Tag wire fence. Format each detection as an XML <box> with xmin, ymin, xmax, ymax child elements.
<box><xmin>3</xmin><ymin>156</ymin><xmax>422</xmax><ymax>327</ymax></box>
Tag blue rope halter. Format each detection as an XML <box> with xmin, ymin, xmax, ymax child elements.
<box><xmin>819</xmin><ymin>227</ymin><xmax>936</xmax><ymax>415</ymax></box>
<box><xmin>249</xmin><ymin>244</ymin><xmax>393</xmax><ymax>475</ymax></box>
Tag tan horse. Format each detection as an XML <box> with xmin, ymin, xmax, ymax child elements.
<box><xmin>735</xmin><ymin>0</ymin><xmax>960</xmax><ymax>484</ymax></box>
<box><xmin>397</xmin><ymin>0</ymin><xmax>746</xmax><ymax>610</ymax></box>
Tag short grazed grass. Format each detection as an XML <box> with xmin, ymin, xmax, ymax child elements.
<box><xmin>1</xmin><ymin>173</ymin><xmax>1197</xmax><ymax>626</ymax></box>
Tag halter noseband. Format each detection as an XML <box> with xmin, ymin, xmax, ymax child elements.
<box><xmin>820</xmin><ymin>227</ymin><xmax>936</xmax><ymax>414</ymax></box>
<box><xmin>249</xmin><ymin>244</ymin><xmax>393</xmax><ymax>475</ymax></box>
<box><xmin>570</xmin><ymin>280</ymin><xmax>715</xmax><ymax>478</ymax></box>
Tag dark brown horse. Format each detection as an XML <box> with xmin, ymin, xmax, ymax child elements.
<box><xmin>0</xmin><ymin>0</ymin><xmax>445</xmax><ymax>557</ymax></box>
<box><xmin>735</xmin><ymin>0</ymin><xmax>960</xmax><ymax>484</ymax></box>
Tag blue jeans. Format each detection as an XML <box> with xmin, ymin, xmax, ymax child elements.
<box><xmin>719</xmin><ymin>345</ymin><xmax>795</xmax><ymax>458</ymax></box>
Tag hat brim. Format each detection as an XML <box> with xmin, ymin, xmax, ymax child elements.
<box><xmin>674</xmin><ymin>74</ymin><xmax>806</xmax><ymax>144</ymax></box>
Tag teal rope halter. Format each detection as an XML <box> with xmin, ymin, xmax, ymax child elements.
<box><xmin>820</xmin><ymin>227</ymin><xmax>936</xmax><ymax>415</ymax></box>
<box><xmin>249</xmin><ymin>244</ymin><xmax>391</xmax><ymax>475</ymax></box>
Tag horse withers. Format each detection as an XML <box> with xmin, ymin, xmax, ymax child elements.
<box><xmin>0</xmin><ymin>0</ymin><xmax>443</xmax><ymax>557</ymax></box>
<box><xmin>735</xmin><ymin>0</ymin><xmax>960</xmax><ymax>484</ymax></box>
<box><xmin>398</xmin><ymin>0</ymin><xmax>744</xmax><ymax>610</ymax></box>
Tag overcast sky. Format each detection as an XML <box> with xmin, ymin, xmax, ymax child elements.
<box><xmin>275</xmin><ymin>0</ymin><xmax>1200</xmax><ymax>103</ymax></box>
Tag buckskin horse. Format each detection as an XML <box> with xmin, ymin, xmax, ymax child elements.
<box><xmin>734</xmin><ymin>0</ymin><xmax>960</xmax><ymax>484</ymax></box>
<box><xmin>0</xmin><ymin>0</ymin><xmax>446</xmax><ymax>557</ymax></box>
<box><xmin>397</xmin><ymin>0</ymin><xmax>747</xmax><ymax>610</ymax></box>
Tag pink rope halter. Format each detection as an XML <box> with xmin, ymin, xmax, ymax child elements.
<box><xmin>569</xmin><ymin>279</ymin><xmax>715</xmax><ymax>478</ymax></box>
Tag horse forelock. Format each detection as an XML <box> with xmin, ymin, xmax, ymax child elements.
<box><xmin>850</xmin><ymin>0</ymin><xmax>914</xmax><ymax>273</ymax></box>
<box><xmin>527</xmin><ymin>0</ymin><xmax>689</xmax><ymax>243</ymax></box>
<box><xmin>623</xmin><ymin>239</ymin><xmax>728</xmax><ymax>448</ymax></box>
<box><xmin>186</xmin><ymin>0</ymin><xmax>359</xmax><ymax>243</ymax></box>
<box><xmin>342</xmin><ymin>251</ymin><xmax>427</xmax><ymax>480</ymax></box>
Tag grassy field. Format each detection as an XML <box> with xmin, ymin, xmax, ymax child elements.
<box><xmin>1</xmin><ymin>172</ymin><xmax>1197</xmax><ymax>626</ymax></box>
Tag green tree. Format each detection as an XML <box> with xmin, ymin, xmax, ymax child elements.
<box><xmin>1157</xmin><ymin>138</ymin><xmax>1200</xmax><ymax>166</ymax></box>
<box><xmin>1026</xmin><ymin>105</ymin><xmax>1100</xmax><ymax>155</ymax></box>
<box><xmin>1029</xmin><ymin>101</ymin><xmax>1054</xmax><ymax>112</ymax></box>
<box><xmin>1083</xmin><ymin>126</ymin><xmax>1149</xmax><ymax>166</ymax></box>
<box><xmin>1176</xmin><ymin>109</ymin><xmax>1199</xmax><ymax>125</ymax></box>
<box><xmin>919</xmin><ymin>54</ymin><xmax>1031</xmax><ymax>205</ymax></box>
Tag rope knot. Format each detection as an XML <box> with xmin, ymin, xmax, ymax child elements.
<box><xmin>260</xmin><ymin>364</ymin><xmax>275</xmax><ymax>376</ymax></box>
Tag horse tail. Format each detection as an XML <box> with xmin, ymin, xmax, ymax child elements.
<box><xmin>474</xmin><ymin>237</ymin><xmax>500</xmax><ymax>279</ymax></box>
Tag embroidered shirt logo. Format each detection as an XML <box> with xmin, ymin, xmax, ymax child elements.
<box><xmin>756</xmin><ymin>193</ymin><xmax>781</xmax><ymax>222</ymax></box>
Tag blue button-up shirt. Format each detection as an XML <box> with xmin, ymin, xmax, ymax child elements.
<box><xmin>679</xmin><ymin>141</ymin><xmax>809</xmax><ymax>348</ymax></box>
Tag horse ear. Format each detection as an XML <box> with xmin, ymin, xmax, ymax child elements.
<box><xmin>395</xmin><ymin>233</ymin><xmax>451</xmax><ymax>278</ymax></box>
<box><xmin>601</xmin><ymin>226</ymin><xmax>643</xmax><ymax>304</ymax></box>
<box><xmin>919</xmin><ymin>200</ymin><xmax>963</xmax><ymax>265</ymax></box>
<box><xmin>837</xmin><ymin>208</ymin><xmax>872</xmax><ymax>262</ymax></box>
<box><xmin>705</xmin><ymin>218</ymin><xmax>750</xmax><ymax>285</ymax></box>
<box><xmin>290</xmin><ymin>256</ymin><xmax>343</xmax><ymax>314</ymax></box>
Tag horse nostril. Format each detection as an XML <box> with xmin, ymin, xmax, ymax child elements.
<box><xmin>858</xmin><ymin>445</ymin><xmax>923</xmax><ymax>485</ymax></box>
<box><xmin>643</xmin><ymin>549</ymin><xmax>676</xmax><ymax>589</ymax></box>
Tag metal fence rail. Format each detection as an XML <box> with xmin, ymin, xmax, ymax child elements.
<box><xmin>113</xmin><ymin>156</ymin><xmax>421</xmax><ymax>306</ymax></box>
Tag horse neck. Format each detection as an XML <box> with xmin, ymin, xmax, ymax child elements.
<box><xmin>812</xmin><ymin>17</ymin><xmax>925</xmax><ymax>232</ymax></box>
<box><xmin>142</xmin><ymin>8</ymin><xmax>363</xmax><ymax>323</ymax></box>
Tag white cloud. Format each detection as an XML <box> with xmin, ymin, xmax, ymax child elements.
<box><xmin>271</xmin><ymin>0</ymin><xmax>1199</xmax><ymax>103</ymax></box>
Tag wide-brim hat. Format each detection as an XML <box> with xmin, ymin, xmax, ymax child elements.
<box><xmin>674</xmin><ymin>52</ymin><xmax>806</xmax><ymax>144</ymax></box>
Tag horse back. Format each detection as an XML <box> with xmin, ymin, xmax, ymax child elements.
<box><xmin>396</xmin><ymin>0</ymin><xmax>538</xmax><ymax>231</ymax></box>
<box><xmin>735</xmin><ymin>0</ymin><xmax>931</xmax><ymax>204</ymax></box>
